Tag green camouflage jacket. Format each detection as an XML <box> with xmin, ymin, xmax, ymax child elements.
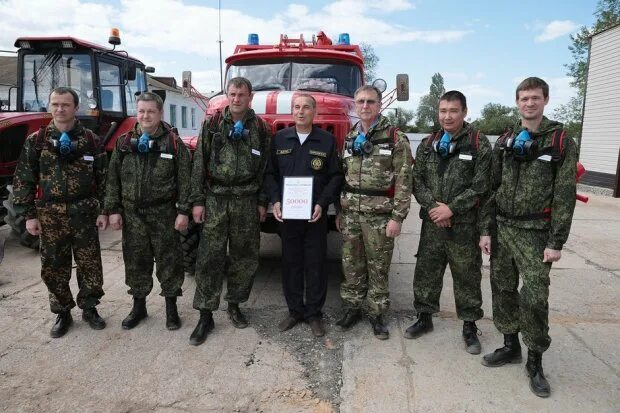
<box><xmin>189</xmin><ymin>106</ymin><xmax>271</xmax><ymax>206</ymax></box>
<box><xmin>12</xmin><ymin>120</ymin><xmax>107</xmax><ymax>219</ymax></box>
<box><xmin>413</xmin><ymin>122</ymin><xmax>491</xmax><ymax>229</ymax></box>
<box><xmin>104</xmin><ymin>122</ymin><xmax>191</xmax><ymax>215</ymax></box>
<box><xmin>480</xmin><ymin>117</ymin><xmax>577</xmax><ymax>250</ymax></box>
<box><xmin>340</xmin><ymin>115</ymin><xmax>413</xmax><ymax>222</ymax></box>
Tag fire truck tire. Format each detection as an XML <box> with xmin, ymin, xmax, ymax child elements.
<box><xmin>179</xmin><ymin>220</ymin><xmax>201</xmax><ymax>275</ymax></box>
<box><xmin>3</xmin><ymin>185</ymin><xmax>40</xmax><ymax>250</ymax></box>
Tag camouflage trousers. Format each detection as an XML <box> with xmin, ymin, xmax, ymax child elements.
<box><xmin>38</xmin><ymin>202</ymin><xmax>104</xmax><ymax>313</ymax></box>
<box><xmin>192</xmin><ymin>194</ymin><xmax>260</xmax><ymax>311</ymax></box>
<box><xmin>340</xmin><ymin>211</ymin><xmax>394</xmax><ymax>317</ymax></box>
<box><xmin>413</xmin><ymin>220</ymin><xmax>483</xmax><ymax>320</ymax></box>
<box><xmin>122</xmin><ymin>204</ymin><xmax>184</xmax><ymax>298</ymax></box>
<box><xmin>490</xmin><ymin>223</ymin><xmax>552</xmax><ymax>353</ymax></box>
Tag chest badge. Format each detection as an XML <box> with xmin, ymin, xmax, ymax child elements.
<box><xmin>311</xmin><ymin>157</ymin><xmax>324</xmax><ymax>170</ymax></box>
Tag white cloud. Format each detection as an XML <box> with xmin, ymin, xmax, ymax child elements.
<box><xmin>535</xmin><ymin>20</ymin><xmax>578</xmax><ymax>42</ymax></box>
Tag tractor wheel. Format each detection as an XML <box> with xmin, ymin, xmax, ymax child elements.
<box><xmin>3</xmin><ymin>185</ymin><xmax>40</xmax><ymax>250</ymax></box>
<box><xmin>179</xmin><ymin>219</ymin><xmax>201</xmax><ymax>275</ymax></box>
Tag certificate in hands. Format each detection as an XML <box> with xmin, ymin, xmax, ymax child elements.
<box><xmin>282</xmin><ymin>177</ymin><xmax>313</xmax><ymax>220</ymax></box>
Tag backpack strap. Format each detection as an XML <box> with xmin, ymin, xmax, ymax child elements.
<box><xmin>425</xmin><ymin>131</ymin><xmax>442</xmax><ymax>148</ymax></box>
<box><xmin>34</xmin><ymin>126</ymin><xmax>47</xmax><ymax>151</ymax></box>
<box><xmin>550</xmin><ymin>129</ymin><xmax>567</xmax><ymax>159</ymax></box>
<box><xmin>468</xmin><ymin>129</ymin><xmax>480</xmax><ymax>152</ymax></box>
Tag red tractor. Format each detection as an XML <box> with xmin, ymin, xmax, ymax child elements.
<box><xmin>0</xmin><ymin>31</ymin><xmax>156</xmax><ymax>248</ymax></box>
<box><xmin>179</xmin><ymin>32</ymin><xmax>409</xmax><ymax>271</ymax></box>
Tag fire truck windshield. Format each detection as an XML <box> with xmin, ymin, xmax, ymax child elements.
<box><xmin>227</xmin><ymin>60</ymin><xmax>362</xmax><ymax>97</ymax></box>
<box><xmin>21</xmin><ymin>51</ymin><xmax>93</xmax><ymax>114</ymax></box>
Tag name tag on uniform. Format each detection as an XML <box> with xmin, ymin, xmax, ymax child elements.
<box><xmin>309</xmin><ymin>150</ymin><xmax>327</xmax><ymax>157</ymax></box>
<box><xmin>459</xmin><ymin>154</ymin><xmax>473</xmax><ymax>161</ymax></box>
<box><xmin>379</xmin><ymin>149</ymin><xmax>392</xmax><ymax>156</ymax></box>
<box><xmin>277</xmin><ymin>149</ymin><xmax>292</xmax><ymax>155</ymax></box>
<box><xmin>252</xmin><ymin>149</ymin><xmax>261</xmax><ymax>156</ymax></box>
<box><xmin>83</xmin><ymin>155</ymin><xmax>94</xmax><ymax>162</ymax></box>
<box><xmin>538</xmin><ymin>154</ymin><xmax>552</xmax><ymax>162</ymax></box>
<box><xmin>161</xmin><ymin>153</ymin><xmax>173</xmax><ymax>159</ymax></box>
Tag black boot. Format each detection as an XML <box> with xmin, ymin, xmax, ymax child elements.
<box><xmin>403</xmin><ymin>313</ymin><xmax>433</xmax><ymax>339</ymax></box>
<box><xmin>189</xmin><ymin>310</ymin><xmax>214</xmax><ymax>346</ymax></box>
<box><xmin>227</xmin><ymin>303</ymin><xmax>248</xmax><ymax>329</ymax></box>
<box><xmin>335</xmin><ymin>308</ymin><xmax>361</xmax><ymax>330</ymax></box>
<box><xmin>526</xmin><ymin>350</ymin><xmax>551</xmax><ymax>398</ymax></box>
<box><xmin>50</xmin><ymin>311</ymin><xmax>73</xmax><ymax>338</ymax></box>
<box><xmin>463</xmin><ymin>321</ymin><xmax>481</xmax><ymax>354</ymax></box>
<box><xmin>481</xmin><ymin>333</ymin><xmax>522</xmax><ymax>367</ymax></box>
<box><xmin>82</xmin><ymin>307</ymin><xmax>106</xmax><ymax>330</ymax></box>
<box><xmin>369</xmin><ymin>315</ymin><xmax>389</xmax><ymax>340</ymax></box>
<box><xmin>122</xmin><ymin>297</ymin><xmax>147</xmax><ymax>330</ymax></box>
<box><xmin>165</xmin><ymin>297</ymin><xmax>181</xmax><ymax>330</ymax></box>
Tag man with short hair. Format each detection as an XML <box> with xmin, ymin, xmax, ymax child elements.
<box><xmin>12</xmin><ymin>87</ymin><xmax>108</xmax><ymax>338</ymax></box>
<box><xmin>403</xmin><ymin>91</ymin><xmax>491</xmax><ymax>355</ymax></box>
<box><xmin>480</xmin><ymin>77</ymin><xmax>577</xmax><ymax>398</ymax></box>
<box><xmin>188</xmin><ymin>77</ymin><xmax>271</xmax><ymax>346</ymax></box>
<box><xmin>264</xmin><ymin>94</ymin><xmax>343</xmax><ymax>337</ymax></box>
<box><xmin>336</xmin><ymin>85</ymin><xmax>413</xmax><ymax>340</ymax></box>
<box><xmin>105</xmin><ymin>91</ymin><xmax>191</xmax><ymax>331</ymax></box>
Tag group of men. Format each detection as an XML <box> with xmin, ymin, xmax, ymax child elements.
<box><xmin>12</xmin><ymin>75</ymin><xmax>576</xmax><ymax>398</ymax></box>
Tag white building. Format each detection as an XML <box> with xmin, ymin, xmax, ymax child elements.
<box><xmin>580</xmin><ymin>23</ymin><xmax>620</xmax><ymax>197</ymax></box>
<box><xmin>148</xmin><ymin>76</ymin><xmax>208</xmax><ymax>137</ymax></box>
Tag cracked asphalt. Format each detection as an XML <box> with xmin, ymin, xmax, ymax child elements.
<box><xmin>0</xmin><ymin>194</ymin><xmax>619</xmax><ymax>412</ymax></box>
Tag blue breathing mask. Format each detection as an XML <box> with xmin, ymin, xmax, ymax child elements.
<box><xmin>512</xmin><ymin>129</ymin><xmax>532</xmax><ymax>157</ymax></box>
<box><xmin>137</xmin><ymin>133</ymin><xmax>151</xmax><ymax>153</ymax></box>
<box><xmin>58</xmin><ymin>132</ymin><xmax>72</xmax><ymax>156</ymax></box>
<box><xmin>433</xmin><ymin>131</ymin><xmax>456</xmax><ymax>158</ymax></box>
<box><xmin>353</xmin><ymin>133</ymin><xmax>367</xmax><ymax>152</ymax></box>
<box><xmin>230</xmin><ymin>120</ymin><xmax>246</xmax><ymax>140</ymax></box>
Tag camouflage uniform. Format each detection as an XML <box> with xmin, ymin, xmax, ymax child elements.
<box><xmin>189</xmin><ymin>106</ymin><xmax>271</xmax><ymax>311</ymax></box>
<box><xmin>12</xmin><ymin>120</ymin><xmax>107</xmax><ymax>313</ymax></box>
<box><xmin>105</xmin><ymin>122</ymin><xmax>191</xmax><ymax>298</ymax></box>
<box><xmin>339</xmin><ymin>115</ymin><xmax>413</xmax><ymax>316</ymax></box>
<box><xmin>412</xmin><ymin>123</ymin><xmax>491</xmax><ymax>320</ymax></box>
<box><xmin>480</xmin><ymin>117</ymin><xmax>577</xmax><ymax>353</ymax></box>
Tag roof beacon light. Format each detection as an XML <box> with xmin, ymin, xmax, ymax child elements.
<box><xmin>248</xmin><ymin>33</ymin><xmax>259</xmax><ymax>45</ymax></box>
<box><xmin>109</xmin><ymin>28</ymin><xmax>121</xmax><ymax>46</ymax></box>
<box><xmin>61</xmin><ymin>40</ymin><xmax>74</xmax><ymax>48</ymax></box>
<box><xmin>337</xmin><ymin>33</ymin><xmax>350</xmax><ymax>45</ymax></box>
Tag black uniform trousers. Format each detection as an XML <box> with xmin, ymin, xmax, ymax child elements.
<box><xmin>280</xmin><ymin>214</ymin><xmax>328</xmax><ymax>321</ymax></box>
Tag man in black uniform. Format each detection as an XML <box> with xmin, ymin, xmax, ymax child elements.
<box><xmin>264</xmin><ymin>94</ymin><xmax>343</xmax><ymax>337</ymax></box>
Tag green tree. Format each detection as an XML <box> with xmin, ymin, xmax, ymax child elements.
<box><xmin>360</xmin><ymin>42</ymin><xmax>379</xmax><ymax>83</ymax></box>
<box><xmin>415</xmin><ymin>73</ymin><xmax>445</xmax><ymax>133</ymax></box>
<box><xmin>552</xmin><ymin>96</ymin><xmax>583</xmax><ymax>139</ymax></box>
<box><xmin>385</xmin><ymin>107</ymin><xmax>415</xmax><ymax>132</ymax></box>
<box><xmin>471</xmin><ymin>103</ymin><xmax>520</xmax><ymax>135</ymax></box>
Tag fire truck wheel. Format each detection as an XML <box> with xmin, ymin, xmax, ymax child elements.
<box><xmin>179</xmin><ymin>219</ymin><xmax>201</xmax><ymax>275</ymax></box>
<box><xmin>3</xmin><ymin>185</ymin><xmax>40</xmax><ymax>250</ymax></box>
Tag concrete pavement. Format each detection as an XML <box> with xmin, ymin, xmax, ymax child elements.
<box><xmin>0</xmin><ymin>195</ymin><xmax>619</xmax><ymax>412</ymax></box>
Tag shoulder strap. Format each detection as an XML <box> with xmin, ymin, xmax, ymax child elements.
<box><xmin>389</xmin><ymin>126</ymin><xmax>399</xmax><ymax>143</ymax></box>
<box><xmin>425</xmin><ymin>131</ymin><xmax>441</xmax><ymax>148</ymax></box>
<box><xmin>468</xmin><ymin>129</ymin><xmax>480</xmax><ymax>152</ymax></box>
<box><xmin>34</xmin><ymin>126</ymin><xmax>47</xmax><ymax>151</ymax></box>
<box><xmin>497</xmin><ymin>128</ymin><xmax>513</xmax><ymax>146</ymax></box>
<box><xmin>550</xmin><ymin>129</ymin><xmax>567</xmax><ymax>158</ymax></box>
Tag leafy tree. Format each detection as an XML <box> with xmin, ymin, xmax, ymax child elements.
<box><xmin>471</xmin><ymin>103</ymin><xmax>520</xmax><ymax>135</ymax></box>
<box><xmin>552</xmin><ymin>96</ymin><xmax>583</xmax><ymax>139</ymax></box>
<box><xmin>360</xmin><ymin>42</ymin><xmax>379</xmax><ymax>83</ymax></box>
<box><xmin>385</xmin><ymin>107</ymin><xmax>415</xmax><ymax>132</ymax></box>
<box><xmin>415</xmin><ymin>73</ymin><xmax>445</xmax><ymax>133</ymax></box>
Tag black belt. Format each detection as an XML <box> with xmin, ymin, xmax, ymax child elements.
<box><xmin>344</xmin><ymin>185</ymin><xmax>391</xmax><ymax>197</ymax></box>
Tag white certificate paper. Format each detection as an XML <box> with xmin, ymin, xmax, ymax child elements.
<box><xmin>282</xmin><ymin>177</ymin><xmax>313</xmax><ymax>220</ymax></box>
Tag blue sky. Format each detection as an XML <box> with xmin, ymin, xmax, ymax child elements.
<box><xmin>0</xmin><ymin>0</ymin><xmax>598</xmax><ymax>119</ymax></box>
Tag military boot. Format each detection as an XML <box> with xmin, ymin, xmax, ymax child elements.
<box><xmin>189</xmin><ymin>310</ymin><xmax>214</xmax><ymax>346</ymax></box>
<box><xmin>481</xmin><ymin>333</ymin><xmax>522</xmax><ymax>367</ymax></box>
<box><xmin>50</xmin><ymin>311</ymin><xmax>73</xmax><ymax>338</ymax></box>
<box><xmin>526</xmin><ymin>350</ymin><xmax>551</xmax><ymax>398</ymax></box>
<box><xmin>122</xmin><ymin>297</ymin><xmax>147</xmax><ymax>330</ymax></box>
<box><xmin>335</xmin><ymin>308</ymin><xmax>361</xmax><ymax>331</ymax></box>
<box><xmin>463</xmin><ymin>321</ymin><xmax>481</xmax><ymax>354</ymax></box>
<box><xmin>369</xmin><ymin>315</ymin><xmax>389</xmax><ymax>340</ymax></box>
<box><xmin>227</xmin><ymin>303</ymin><xmax>248</xmax><ymax>329</ymax></box>
<box><xmin>165</xmin><ymin>297</ymin><xmax>181</xmax><ymax>330</ymax></box>
<box><xmin>403</xmin><ymin>313</ymin><xmax>433</xmax><ymax>339</ymax></box>
<box><xmin>82</xmin><ymin>307</ymin><xmax>106</xmax><ymax>330</ymax></box>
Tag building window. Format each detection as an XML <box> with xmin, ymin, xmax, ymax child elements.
<box><xmin>181</xmin><ymin>106</ymin><xmax>188</xmax><ymax>129</ymax></box>
<box><xmin>191</xmin><ymin>108</ymin><xmax>196</xmax><ymax>129</ymax></box>
<box><xmin>170</xmin><ymin>104</ymin><xmax>177</xmax><ymax>127</ymax></box>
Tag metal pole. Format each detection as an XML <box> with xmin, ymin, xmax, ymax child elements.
<box><xmin>218</xmin><ymin>0</ymin><xmax>224</xmax><ymax>92</ymax></box>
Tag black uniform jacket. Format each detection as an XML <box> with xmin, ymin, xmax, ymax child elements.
<box><xmin>264</xmin><ymin>125</ymin><xmax>344</xmax><ymax>209</ymax></box>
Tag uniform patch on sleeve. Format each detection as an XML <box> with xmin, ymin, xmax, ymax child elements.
<box><xmin>277</xmin><ymin>149</ymin><xmax>293</xmax><ymax>155</ymax></box>
<box><xmin>309</xmin><ymin>150</ymin><xmax>327</xmax><ymax>157</ymax></box>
